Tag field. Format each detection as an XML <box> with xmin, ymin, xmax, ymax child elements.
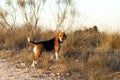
<box><xmin>0</xmin><ymin>26</ymin><xmax>120</xmax><ymax>80</ymax></box>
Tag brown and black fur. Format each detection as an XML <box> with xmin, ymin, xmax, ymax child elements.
<box><xmin>28</xmin><ymin>32</ymin><xmax>66</xmax><ymax>67</ymax></box>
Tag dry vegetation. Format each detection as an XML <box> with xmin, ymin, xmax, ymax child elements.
<box><xmin>0</xmin><ymin>0</ymin><xmax>119</xmax><ymax>80</ymax></box>
<box><xmin>0</xmin><ymin>26</ymin><xmax>120</xmax><ymax>80</ymax></box>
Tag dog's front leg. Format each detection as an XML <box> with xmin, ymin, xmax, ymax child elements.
<box><xmin>55</xmin><ymin>52</ymin><xmax>59</xmax><ymax>60</ymax></box>
<box><xmin>50</xmin><ymin>52</ymin><xmax>55</xmax><ymax>60</ymax></box>
<box><xmin>31</xmin><ymin>60</ymin><xmax>35</xmax><ymax>67</ymax></box>
<box><xmin>31</xmin><ymin>60</ymin><xmax>38</xmax><ymax>68</ymax></box>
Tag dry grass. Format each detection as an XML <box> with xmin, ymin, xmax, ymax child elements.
<box><xmin>0</xmin><ymin>26</ymin><xmax>120</xmax><ymax>80</ymax></box>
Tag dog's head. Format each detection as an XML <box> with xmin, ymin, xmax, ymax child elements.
<box><xmin>57</xmin><ymin>32</ymin><xmax>67</xmax><ymax>42</ymax></box>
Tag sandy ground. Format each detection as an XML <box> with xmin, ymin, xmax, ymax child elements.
<box><xmin>0</xmin><ymin>59</ymin><xmax>53</xmax><ymax>80</ymax></box>
<box><xmin>0</xmin><ymin>58</ymin><xmax>119</xmax><ymax>80</ymax></box>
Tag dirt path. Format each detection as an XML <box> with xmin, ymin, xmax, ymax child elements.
<box><xmin>0</xmin><ymin>57</ymin><xmax>119</xmax><ymax>80</ymax></box>
<box><xmin>0</xmin><ymin>59</ymin><xmax>53</xmax><ymax>80</ymax></box>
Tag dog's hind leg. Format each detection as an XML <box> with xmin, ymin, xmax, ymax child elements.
<box><xmin>31</xmin><ymin>45</ymin><xmax>41</xmax><ymax>68</ymax></box>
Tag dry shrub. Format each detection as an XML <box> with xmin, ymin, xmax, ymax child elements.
<box><xmin>40</xmin><ymin>53</ymin><xmax>69</xmax><ymax>73</ymax></box>
<box><xmin>0</xmin><ymin>26</ymin><xmax>120</xmax><ymax>80</ymax></box>
<box><xmin>62</xmin><ymin>28</ymin><xmax>100</xmax><ymax>53</ymax></box>
<box><xmin>64</xmin><ymin>47</ymin><xmax>120</xmax><ymax>80</ymax></box>
<box><xmin>36</xmin><ymin>53</ymin><xmax>50</xmax><ymax>69</ymax></box>
<box><xmin>0</xmin><ymin>49</ymin><xmax>33</xmax><ymax>64</ymax></box>
<box><xmin>0</xmin><ymin>28</ymin><xmax>28</xmax><ymax>50</ymax></box>
<box><xmin>100</xmin><ymin>33</ymin><xmax>120</xmax><ymax>49</ymax></box>
<box><xmin>88</xmin><ymin>52</ymin><xmax>104</xmax><ymax>68</ymax></box>
<box><xmin>4</xmin><ymin>33</ymin><xmax>27</xmax><ymax>50</ymax></box>
<box><xmin>110</xmin><ymin>33</ymin><xmax>120</xmax><ymax>49</ymax></box>
<box><xmin>104</xmin><ymin>50</ymin><xmax>120</xmax><ymax>72</ymax></box>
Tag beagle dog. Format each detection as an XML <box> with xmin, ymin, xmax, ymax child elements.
<box><xmin>28</xmin><ymin>32</ymin><xmax>66</xmax><ymax>67</ymax></box>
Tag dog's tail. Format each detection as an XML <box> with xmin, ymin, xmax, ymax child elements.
<box><xmin>28</xmin><ymin>37</ymin><xmax>38</xmax><ymax>44</ymax></box>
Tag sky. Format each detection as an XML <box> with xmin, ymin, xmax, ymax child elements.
<box><xmin>75</xmin><ymin>0</ymin><xmax>120</xmax><ymax>32</ymax></box>
<box><xmin>0</xmin><ymin>0</ymin><xmax>120</xmax><ymax>33</ymax></box>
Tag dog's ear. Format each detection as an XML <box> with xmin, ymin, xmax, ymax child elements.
<box><xmin>63</xmin><ymin>32</ymin><xmax>67</xmax><ymax>40</ymax></box>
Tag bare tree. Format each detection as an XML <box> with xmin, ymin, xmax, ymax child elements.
<box><xmin>6</xmin><ymin>0</ymin><xmax>17</xmax><ymax>30</ymax></box>
<box><xmin>0</xmin><ymin>5</ymin><xmax>10</xmax><ymax>30</ymax></box>
<box><xmin>0</xmin><ymin>0</ymin><xmax>77</xmax><ymax>32</ymax></box>
<box><xmin>0</xmin><ymin>0</ymin><xmax>17</xmax><ymax>31</ymax></box>
<box><xmin>17</xmin><ymin>0</ymin><xmax>46</xmax><ymax>32</ymax></box>
<box><xmin>51</xmin><ymin>0</ymin><xmax>78</xmax><ymax>32</ymax></box>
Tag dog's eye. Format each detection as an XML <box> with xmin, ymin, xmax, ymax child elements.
<box><xmin>59</xmin><ymin>35</ymin><xmax>62</xmax><ymax>37</ymax></box>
